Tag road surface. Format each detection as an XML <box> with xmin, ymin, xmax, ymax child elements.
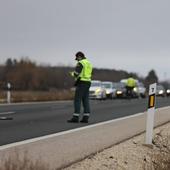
<box><xmin>0</xmin><ymin>97</ymin><xmax>170</xmax><ymax>146</ymax></box>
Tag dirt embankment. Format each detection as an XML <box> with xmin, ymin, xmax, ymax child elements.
<box><xmin>64</xmin><ymin>122</ymin><xmax>170</xmax><ymax>170</ymax></box>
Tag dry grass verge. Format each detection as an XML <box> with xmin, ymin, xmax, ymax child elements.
<box><xmin>0</xmin><ymin>152</ymin><xmax>49</xmax><ymax>170</ymax></box>
<box><xmin>151</xmin><ymin>129</ymin><xmax>170</xmax><ymax>170</ymax></box>
<box><xmin>0</xmin><ymin>89</ymin><xmax>74</xmax><ymax>103</ymax></box>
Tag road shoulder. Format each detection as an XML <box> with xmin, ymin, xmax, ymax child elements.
<box><xmin>64</xmin><ymin>122</ymin><xmax>170</xmax><ymax>170</ymax></box>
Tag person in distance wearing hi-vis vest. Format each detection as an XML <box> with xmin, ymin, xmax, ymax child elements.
<box><xmin>68</xmin><ymin>51</ymin><xmax>93</xmax><ymax>123</ymax></box>
<box><xmin>126</xmin><ymin>76</ymin><xmax>136</xmax><ymax>98</ymax></box>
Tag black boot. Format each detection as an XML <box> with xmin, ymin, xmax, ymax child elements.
<box><xmin>67</xmin><ymin>116</ymin><xmax>79</xmax><ymax>123</ymax></box>
<box><xmin>80</xmin><ymin>116</ymin><xmax>89</xmax><ymax>123</ymax></box>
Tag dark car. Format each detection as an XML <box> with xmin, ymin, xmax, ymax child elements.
<box><xmin>114</xmin><ymin>82</ymin><xmax>126</xmax><ymax>98</ymax></box>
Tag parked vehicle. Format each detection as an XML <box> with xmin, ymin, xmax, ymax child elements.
<box><xmin>137</xmin><ymin>82</ymin><xmax>146</xmax><ymax>98</ymax></box>
<box><xmin>120</xmin><ymin>79</ymin><xmax>139</xmax><ymax>98</ymax></box>
<box><xmin>156</xmin><ymin>85</ymin><xmax>166</xmax><ymax>97</ymax></box>
<box><xmin>114</xmin><ymin>82</ymin><xmax>127</xmax><ymax>98</ymax></box>
<box><xmin>166</xmin><ymin>88</ymin><xmax>170</xmax><ymax>97</ymax></box>
<box><xmin>102</xmin><ymin>81</ymin><xmax>117</xmax><ymax>99</ymax></box>
<box><xmin>89</xmin><ymin>80</ymin><xmax>106</xmax><ymax>100</ymax></box>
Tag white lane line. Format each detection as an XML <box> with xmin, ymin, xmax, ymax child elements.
<box><xmin>0</xmin><ymin>112</ymin><xmax>15</xmax><ymax>115</ymax></box>
<box><xmin>0</xmin><ymin>111</ymin><xmax>145</xmax><ymax>150</ymax></box>
<box><xmin>0</xmin><ymin>117</ymin><xmax>13</xmax><ymax>120</ymax></box>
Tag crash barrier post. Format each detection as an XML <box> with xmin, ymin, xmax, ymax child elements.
<box><xmin>145</xmin><ymin>83</ymin><xmax>156</xmax><ymax>145</ymax></box>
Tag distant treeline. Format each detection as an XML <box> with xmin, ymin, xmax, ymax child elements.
<box><xmin>0</xmin><ymin>57</ymin><xmax>166</xmax><ymax>91</ymax></box>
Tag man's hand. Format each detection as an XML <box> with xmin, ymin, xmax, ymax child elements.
<box><xmin>69</xmin><ymin>71</ymin><xmax>74</xmax><ymax>77</ymax></box>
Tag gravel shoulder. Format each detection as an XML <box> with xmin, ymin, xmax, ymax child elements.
<box><xmin>64</xmin><ymin>122</ymin><xmax>170</xmax><ymax>170</ymax></box>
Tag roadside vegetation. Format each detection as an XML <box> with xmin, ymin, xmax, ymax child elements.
<box><xmin>0</xmin><ymin>152</ymin><xmax>49</xmax><ymax>170</ymax></box>
<box><xmin>0</xmin><ymin>89</ymin><xmax>74</xmax><ymax>103</ymax></box>
<box><xmin>142</xmin><ymin>129</ymin><xmax>170</xmax><ymax>170</ymax></box>
<box><xmin>0</xmin><ymin>57</ymin><xmax>162</xmax><ymax>90</ymax></box>
<box><xmin>0</xmin><ymin>57</ymin><xmax>169</xmax><ymax>102</ymax></box>
<box><xmin>151</xmin><ymin>130</ymin><xmax>170</xmax><ymax>170</ymax></box>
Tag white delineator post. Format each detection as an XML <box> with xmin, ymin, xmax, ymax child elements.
<box><xmin>7</xmin><ymin>82</ymin><xmax>11</xmax><ymax>104</ymax></box>
<box><xmin>145</xmin><ymin>83</ymin><xmax>157</xmax><ymax>145</ymax></box>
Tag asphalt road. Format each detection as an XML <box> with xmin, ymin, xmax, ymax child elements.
<box><xmin>0</xmin><ymin>97</ymin><xmax>170</xmax><ymax>146</ymax></box>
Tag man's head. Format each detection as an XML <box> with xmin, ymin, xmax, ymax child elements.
<box><xmin>75</xmin><ymin>51</ymin><xmax>85</xmax><ymax>61</ymax></box>
<box><xmin>128</xmin><ymin>73</ymin><xmax>134</xmax><ymax>78</ymax></box>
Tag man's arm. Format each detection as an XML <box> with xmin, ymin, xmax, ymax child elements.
<box><xmin>72</xmin><ymin>62</ymin><xmax>83</xmax><ymax>78</ymax></box>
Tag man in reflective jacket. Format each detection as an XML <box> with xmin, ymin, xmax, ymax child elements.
<box><xmin>126</xmin><ymin>77</ymin><xmax>136</xmax><ymax>98</ymax></box>
<box><xmin>68</xmin><ymin>51</ymin><xmax>93</xmax><ymax>123</ymax></box>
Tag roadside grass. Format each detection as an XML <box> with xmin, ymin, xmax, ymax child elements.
<box><xmin>0</xmin><ymin>152</ymin><xmax>49</xmax><ymax>170</ymax></box>
<box><xmin>151</xmin><ymin>130</ymin><xmax>170</xmax><ymax>170</ymax></box>
<box><xmin>152</xmin><ymin>152</ymin><xmax>170</xmax><ymax>170</ymax></box>
<box><xmin>0</xmin><ymin>89</ymin><xmax>74</xmax><ymax>103</ymax></box>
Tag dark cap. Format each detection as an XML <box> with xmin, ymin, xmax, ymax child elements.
<box><xmin>75</xmin><ymin>51</ymin><xmax>85</xmax><ymax>60</ymax></box>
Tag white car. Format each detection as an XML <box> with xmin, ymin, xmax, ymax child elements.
<box><xmin>166</xmin><ymin>88</ymin><xmax>170</xmax><ymax>97</ymax></box>
<box><xmin>89</xmin><ymin>80</ymin><xmax>106</xmax><ymax>100</ymax></box>
<box><xmin>102</xmin><ymin>81</ymin><xmax>117</xmax><ymax>99</ymax></box>
<box><xmin>136</xmin><ymin>82</ymin><xmax>146</xmax><ymax>98</ymax></box>
<box><xmin>156</xmin><ymin>85</ymin><xmax>166</xmax><ymax>97</ymax></box>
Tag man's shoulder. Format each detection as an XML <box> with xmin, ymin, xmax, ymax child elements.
<box><xmin>76</xmin><ymin>62</ymin><xmax>83</xmax><ymax>67</ymax></box>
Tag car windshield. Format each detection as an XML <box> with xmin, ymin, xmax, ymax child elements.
<box><xmin>102</xmin><ymin>83</ymin><xmax>112</xmax><ymax>89</ymax></box>
<box><xmin>157</xmin><ymin>85</ymin><xmax>164</xmax><ymax>91</ymax></box>
<box><xmin>116</xmin><ymin>83</ymin><xmax>125</xmax><ymax>88</ymax></box>
<box><xmin>91</xmin><ymin>82</ymin><xmax>101</xmax><ymax>87</ymax></box>
<box><xmin>138</xmin><ymin>82</ymin><xmax>144</xmax><ymax>87</ymax></box>
<box><xmin>113</xmin><ymin>83</ymin><xmax>125</xmax><ymax>89</ymax></box>
<box><xmin>112</xmin><ymin>83</ymin><xmax>118</xmax><ymax>88</ymax></box>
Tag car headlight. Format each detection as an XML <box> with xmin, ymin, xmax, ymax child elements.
<box><xmin>95</xmin><ymin>88</ymin><xmax>101</xmax><ymax>94</ymax></box>
<box><xmin>106</xmin><ymin>90</ymin><xmax>111</xmax><ymax>94</ymax></box>
<box><xmin>158</xmin><ymin>90</ymin><xmax>164</xmax><ymax>94</ymax></box>
<box><xmin>133</xmin><ymin>87</ymin><xmax>137</xmax><ymax>92</ymax></box>
<box><xmin>117</xmin><ymin>90</ymin><xmax>123</xmax><ymax>95</ymax></box>
<box><xmin>166</xmin><ymin>89</ymin><xmax>170</xmax><ymax>93</ymax></box>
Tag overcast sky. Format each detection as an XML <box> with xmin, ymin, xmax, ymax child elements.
<box><xmin>0</xmin><ymin>0</ymin><xmax>170</xmax><ymax>81</ymax></box>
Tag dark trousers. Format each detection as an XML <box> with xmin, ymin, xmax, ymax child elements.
<box><xmin>126</xmin><ymin>86</ymin><xmax>134</xmax><ymax>98</ymax></box>
<box><xmin>74</xmin><ymin>82</ymin><xmax>91</xmax><ymax>114</ymax></box>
